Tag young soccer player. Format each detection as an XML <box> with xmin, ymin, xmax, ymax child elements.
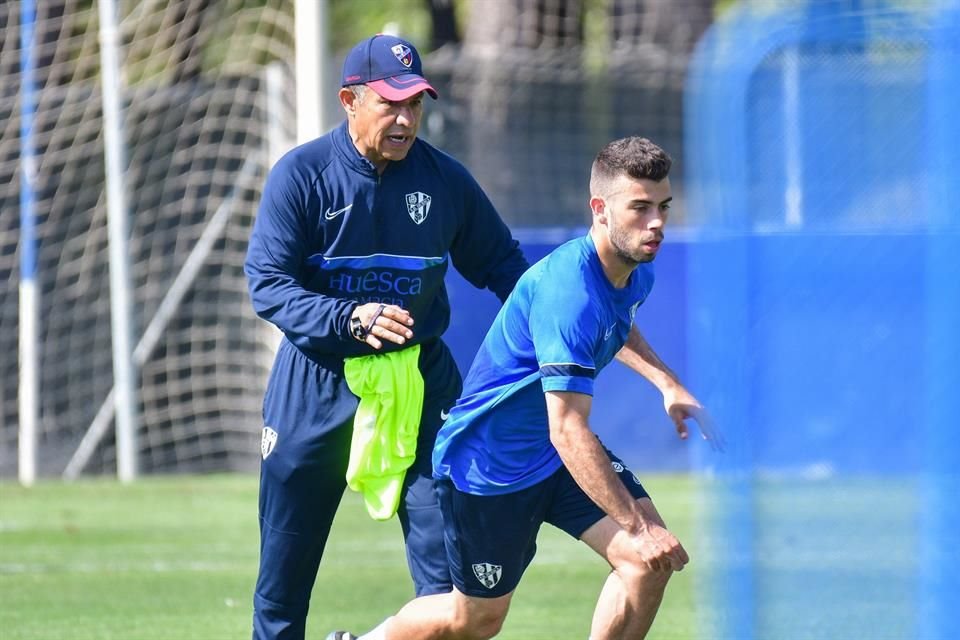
<box><xmin>328</xmin><ymin>136</ymin><xmax>724</xmax><ymax>640</ymax></box>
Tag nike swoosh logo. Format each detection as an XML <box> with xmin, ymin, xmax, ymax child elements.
<box><xmin>440</xmin><ymin>409</ymin><xmax>450</xmax><ymax>421</ymax></box>
<box><xmin>324</xmin><ymin>204</ymin><xmax>353</xmax><ymax>220</ymax></box>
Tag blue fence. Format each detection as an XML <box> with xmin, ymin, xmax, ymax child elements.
<box><xmin>683</xmin><ymin>1</ymin><xmax>960</xmax><ymax>638</ymax></box>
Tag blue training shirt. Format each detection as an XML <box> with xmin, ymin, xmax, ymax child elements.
<box><xmin>432</xmin><ymin>233</ymin><xmax>654</xmax><ymax>495</ymax></box>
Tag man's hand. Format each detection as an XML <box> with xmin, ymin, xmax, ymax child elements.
<box><xmin>351</xmin><ymin>303</ymin><xmax>414</xmax><ymax>349</ymax></box>
<box><xmin>628</xmin><ymin>522</ymin><xmax>689</xmax><ymax>573</ymax></box>
<box><xmin>662</xmin><ymin>385</ymin><xmax>726</xmax><ymax>451</ymax></box>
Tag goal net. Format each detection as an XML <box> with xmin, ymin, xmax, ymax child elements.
<box><xmin>0</xmin><ymin>0</ymin><xmax>295</xmax><ymax>477</ymax></box>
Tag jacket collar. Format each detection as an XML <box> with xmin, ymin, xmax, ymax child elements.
<box><xmin>332</xmin><ymin>120</ymin><xmax>424</xmax><ymax>177</ymax></box>
<box><xmin>333</xmin><ymin>120</ymin><xmax>394</xmax><ymax>177</ymax></box>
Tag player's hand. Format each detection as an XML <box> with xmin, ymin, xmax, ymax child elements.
<box><xmin>629</xmin><ymin>523</ymin><xmax>689</xmax><ymax>573</ymax></box>
<box><xmin>351</xmin><ymin>303</ymin><xmax>414</xmax><ymax>350</ymax></box>
<box><xmin>662</xmin><ymin>386</ymin><xmax>726</xmax><ymax>452</ymax></box>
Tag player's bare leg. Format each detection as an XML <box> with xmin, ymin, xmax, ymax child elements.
<box><xmin>351</xmin><ymin>588</ymin><xmax>512</xmax><ymax>640</ymax></box>
<box><xmin>580</xmin><ymin>498</ymin><xmax>675</xmax><ymax>640</ymax></box>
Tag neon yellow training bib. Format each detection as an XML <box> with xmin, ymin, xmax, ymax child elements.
<box><xmin>343</xmin><ymin>345</ymin><xmax>423</xmax><ymax>521</ymax></box>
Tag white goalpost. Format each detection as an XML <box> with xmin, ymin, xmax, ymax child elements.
<box><xmin>295</xmin><ymin>0</ymin><xmax>331</xmax><ymax>145</ymax></box>
<box><xmin>98</xmin><ymin>0</ymin><xmax>139</xmax><ymax>482</ymax></box>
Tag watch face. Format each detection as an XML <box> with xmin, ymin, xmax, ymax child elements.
<box><xmin>350</xmin><ymin>316</ymin><xmax>366</xmax><ymax>341</ymax></box>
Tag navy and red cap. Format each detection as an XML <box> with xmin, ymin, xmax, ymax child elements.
<box><xmin>341</xmin><ymin>34</ymin><xmax>438</xmax><ymax>101</ymax></box>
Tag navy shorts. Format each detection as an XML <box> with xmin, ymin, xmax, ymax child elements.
<box><xmin>437</xmin><ymin>447</ymin><xmax>649</xmax><ymax>598</ymax></box>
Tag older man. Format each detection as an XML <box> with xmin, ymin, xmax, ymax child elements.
<box><xmin>245</xmin><ymin>34</ymin><xmax>529</xmax><ymax>640</ymax></box>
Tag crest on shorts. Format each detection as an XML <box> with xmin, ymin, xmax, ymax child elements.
<box><xmin>391</xmin><ymin>44</ymin><xmax>413</xmax><ymax>68</ymax></box>
<box><xmin>405</xmin><ymin>191</ymin><xmax>432</xmax><ymax>225</ymax></box>
<box><xmin>472</xmin><ymin>562</ymin><xmax>502</xmax><ymax>589</ymax></box>
<box><xmin>261</xmin><ymin>426</ymin><xmax>278</xmax><ymax>459</ymax></box>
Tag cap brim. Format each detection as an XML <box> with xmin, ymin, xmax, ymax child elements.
<box><xmin>367</xmin><ymin>75</ymin><xmax>438</xmax><ymax>101</ymax></box>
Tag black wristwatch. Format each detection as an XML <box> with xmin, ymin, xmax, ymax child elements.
<box><xmin>350</xmin><ymin>303</ymin><xmax>385</xmax><ymax>342</ymax></box>
<box><xmin>350</xmin><ymin>315</ymin><xmax>367</xmax><ymax>342</ymax></box>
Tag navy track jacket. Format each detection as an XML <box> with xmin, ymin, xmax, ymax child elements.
<box><xmin>245</xmin><ymin>121</ymin><xmax>528</xmax><ymax>418</ymax></box>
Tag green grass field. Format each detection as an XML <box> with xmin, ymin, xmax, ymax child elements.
<box><xmin>0</xmin><ymin>473</ymin><xmax>703</xmax><ymax>640</ymax></box>
<box><xmin>1</xmin><ymin>473</ymin><xmax>925</xmax><ymax>639</ymax></box>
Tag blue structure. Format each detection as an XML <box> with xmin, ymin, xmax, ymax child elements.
<box><xmin>683</xmin><ymin>1</ymin><xmax>960</xmax><ymax>638</ymax></box>
<box><xmin>920</xmin><ymin>4</ymin><xmax>960</xmax><ymax>638</ymax></box>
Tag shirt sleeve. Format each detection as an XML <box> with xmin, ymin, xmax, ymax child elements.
<box><xmin>244</xmin><ymin>156</ymin><xmax>355</xmax><ymax>350</ymax></box>
<box><xmin>448</xmin><ymin>167</ymin><xmax>529</xmax><ymax>302</ymax></box>
<box><xmin>528</xmin><ymin>273</ymin><xmax>601</xmax><ymax>396</ymax></box>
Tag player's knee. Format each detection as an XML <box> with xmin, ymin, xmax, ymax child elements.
<box><xmin>474</xmin><ymin>612</ymin><xmax>507</xmax><ymax>640</ymax></box>
<box><xmin>620</xmin><ymin>557</ymin><xmax>673</xmax><ymax>593</ymax></box>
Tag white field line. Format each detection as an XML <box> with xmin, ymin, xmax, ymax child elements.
<box><xmin>0</xmin><ymin>560</ymin><xmax>239</xmax><ymax>574</ymax></box>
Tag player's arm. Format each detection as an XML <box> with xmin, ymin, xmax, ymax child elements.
<box><xmin>244</xmin><ymin>161</ymin><xmax>352</xmax><ymax>345</ymax></box>
<box><xmin>448</xmin><ymin>166</ymin><xmax>528</xmax><ymax>301</ymax></box>
<box><xmin>546</xmin><ymin>390</ymin><xmax>687</xmax><ymax>572</ymax></box>
<box><xmin>616</xmin><ymin>325</ymin><xmax>725</xmax><ymax>450</ymax></box>
<box><xmin>616</xmin><ymin>324</ymin><xmax>680</xmax><ymax>393</ymax></box>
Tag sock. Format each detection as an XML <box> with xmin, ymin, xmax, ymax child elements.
<box><xmin>359</xmin><ymin>617</ymin><xmax>393</xmax><ymax>640</ymax></box>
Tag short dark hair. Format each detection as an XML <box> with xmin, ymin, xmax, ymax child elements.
<box><xmin>590</xmin><ymin>137</ymin><xmax>672</xmax><ymax>197</ymax></box>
